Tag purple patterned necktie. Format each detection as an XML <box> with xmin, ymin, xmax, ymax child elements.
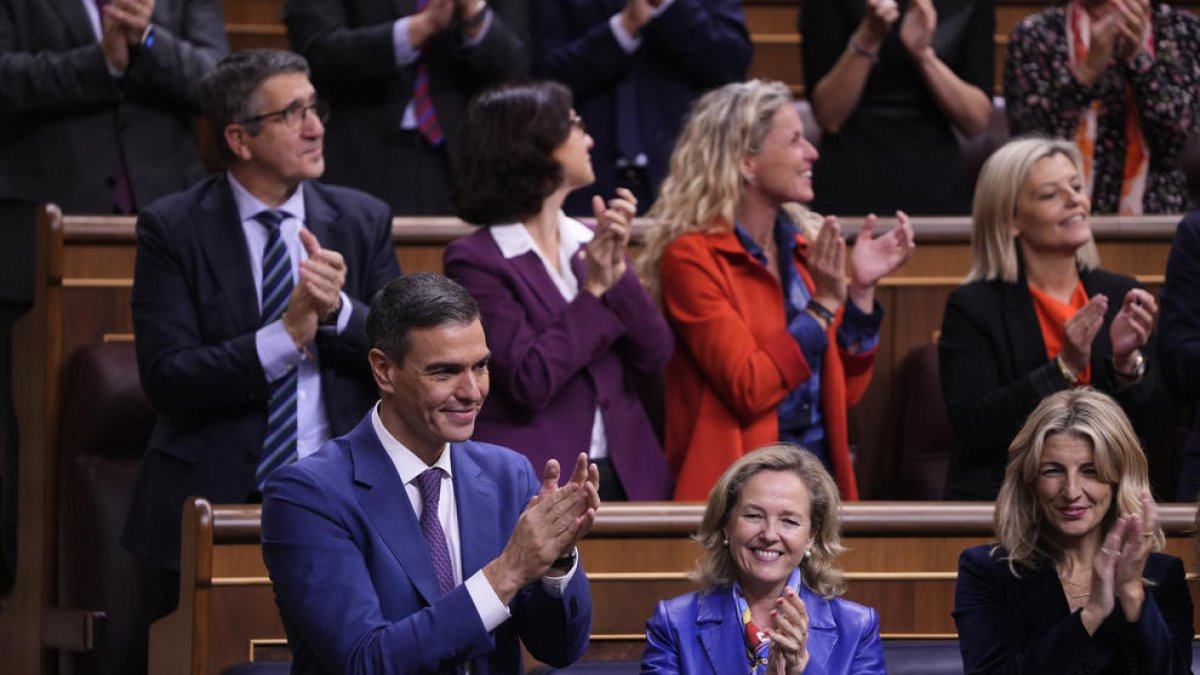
<box><xmin>416</xmin><ymin>468</ymin><xmax>455</xmax><ymax>596</ymax></box>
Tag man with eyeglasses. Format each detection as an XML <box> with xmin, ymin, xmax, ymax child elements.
<box><xmin>121</xmin><ymin>49</ymin><xmax>402</xmax><ymax>612</ymax></box>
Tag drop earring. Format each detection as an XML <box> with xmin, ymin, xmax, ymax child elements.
<box><xmin>722</xmin><ymin>536</ymin><xmax>729</xmax><ymax>546</ymax></box>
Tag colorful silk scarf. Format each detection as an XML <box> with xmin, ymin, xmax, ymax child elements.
<box><xmin>1066</xmin><ymin>0</ymin><xmax>1155</xmax><ymax>215</ymax></box>
<box><xmin>732</xmin><ymin>566</ymin><xmax>804</xmax><ymax>675</ymax></box>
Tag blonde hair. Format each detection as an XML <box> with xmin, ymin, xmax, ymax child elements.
<box><xmin>692</xmin><ymin>444</ymin><xmax>847</xmax><ymax>599</ymax></box>
<box><xmin>967</xmin><ymin>136</ymin><xmax>1100</xmax><ymax>283</ymax></box>
<box><xmin>639</xmin><ymin>80</ymin><xmax>816</xmax><ymax>300</ymax></box>
<box><xmin>995</xmin><ymin>388</ymin><xmax>1163</xmax><ymax>574</ymax></box>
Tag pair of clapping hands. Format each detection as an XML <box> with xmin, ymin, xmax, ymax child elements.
<box><xmin>859</xmin><ymin>0</ymin><xmax>939</xmax><ymax>59</ymax></box>
<box><xmin>1080</xmin><ymin>492</ymin><xmax>1159</xmax><ymax>633</ymax></box>
<box><xmin>582</xmin><ymin>188</ymin><xmax>638</xmax><ymax>298</ymax></box>
<box><xmin>99</xmin><ymin>0</ymin><xmax>155</xmax><ymax>71</ymax></box>
<box><xmin>1059</xmin><ymin>288</ymin><xmax>1155</xmax><ymax>381</ymax></box>
<box><xmin>282</xmin><ymin>230</ymin><xmax>348</xmax><ymax>350</ymax></box>
<box><xmin>483</xmin><ymin>453</ymin><xmax>601</xmax><ymax>604</ymax></box>
<box><xmin>1076</xmin><ymin>0</ymin><xmax>1154</xmax><ymax>86</ymax></box>
<box><xmin>806</xmin><ymin>212</ymin><xmax>917</xmax><ymax>320</ymax></box>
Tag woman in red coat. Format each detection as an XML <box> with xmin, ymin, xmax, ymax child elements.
<box><xmin>638</xmin><ymin>79</ymin><xmax>915</xmax><ymax>500</ymax></box>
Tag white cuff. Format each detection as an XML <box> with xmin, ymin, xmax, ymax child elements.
<box><xmin>466</xmin><ymin>570</ymin><xmax>511</xmax><ymax>631</ymax></box>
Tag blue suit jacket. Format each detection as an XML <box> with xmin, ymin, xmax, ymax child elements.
<box><xmin>641</xmin><ymin>581</ymin><xmax>885</xmax><ymax>675</ymax></box>
<box><xmin>954</xmin><ymin>545</ymin><xmax>1194</xmax><ymax>674</ymax></box>
<box><xmin>1158</xmin><ymin>211</ymin><xmax>1200</xmax><ymax>498</ymax></box>
<box><xmin>262</xmin><ymin>414</ymin><xmax>592</xmax><ymax>674</ymax></box>
<box><xmin>531</xmin><ymin>0</ymin><xmax>750</xmax><ymax>215</ymax></box>
<box><xmin>121</xmin><ymin>174</ymin><xmax>401</xmax><ymax>569</ymax></box>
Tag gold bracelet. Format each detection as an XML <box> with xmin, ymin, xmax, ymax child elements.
<box><xmin>1056</xmin><ymin>354</ymin><xmax>1079</xmax><ymax>386</ymax></box>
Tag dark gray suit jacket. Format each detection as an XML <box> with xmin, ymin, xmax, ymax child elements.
<box><xmin>283</xmin><ymin>0</ymin><xmax>529</xmax><ymax>210</ymax></box>
<box><xmin>121</xmin><ymin>174</ymin><xmax>402</xmax><ymax>570</ymax></box>
<box><xmin>0</xmin><ymin>0</ymin><xmax>228</xmax><ymax>213</ymax></box>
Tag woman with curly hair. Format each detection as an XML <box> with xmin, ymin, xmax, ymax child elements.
<box><xmin>638</xmin><ymin>79</ymin><xmax>914</xmax><ymax>501</ymax></box>
<box><xmin>443</xmin><ymin>81</ymin><xmax>673</xmax><ymax>501</ymax></box>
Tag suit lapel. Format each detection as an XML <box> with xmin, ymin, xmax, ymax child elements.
<box><xmin>301</xmin><ymin>181</ymin><xmax>340</xmax><ymax>252</ymax></box>
<box><xmin>197</xmin><ymin>176</ymin><xmax>259</xmax><ymax>330</ymax></box>
<box><xmin>800</xmin><ymin>584</ymin><xmax>838</xmax><ymax>673</ymax></box>
<box><xmin>451</xmin><ymin>442</ymin><xmax>501</xmax><ymax>579</ymax></box>
<box><xmin>1001</xmin><ymin>280</ymin><xmax>1047</xmax><ymax>374</ymax></box>
<box><xmin>511</xmin><ymin>251</ymin><xmax>569</xmax><ymax>315</ymax></box>
<box><xmin>51</xmin><ymin>0</ymin><xmax>97</xmax><ymax>46</ymax></box>
<box><xmin>350</xmin><ymin>420</ymin><xmax>443</xmax><ymax>606</ymax></box>
<box><xmin>696</xmin><ymin>588</ymin><xmax>747</xmax><ymax>675</ymax></box>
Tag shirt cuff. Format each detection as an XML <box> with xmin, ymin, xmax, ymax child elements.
<box><xmin>787</xmin><ymin>311</ymin><xmax>830</xmax><ymax>367</ymax></box>
<box><xmin>608</xmin><ymin>14</ymin><xmax>641</xmax><ymax>53</ymax></box>
<box><xmin>460</xmin><ymin>8</ymin><xmax>493</xmax><ymax>48</ymax></box>
<box><xmin>392</xmin><ymin>18</ymin><xmax>420</xmax><ymax>66</ymax></box>
<box><xmin>318</xmin><ymin>291</ymin><xmax>352</xmax><ymax>336</ymax></box>
<box><xmin>257</xmin><ymin>320</ymin><xmax>307</xmax><ymax>382</ymax></box>
<box><xmin>465</xmin><ymin>570</ymin><xmax>511</xmax><ymax>632</ymax></box>
<box><xmin>540</xmin><ymin>549</ymin><xmax>579</xmax><ymax>598</ymax></box>
<box><xmin>837</xmin><ymin>299</ymin><xmax>883</xmax><ymax>351</ymax></box>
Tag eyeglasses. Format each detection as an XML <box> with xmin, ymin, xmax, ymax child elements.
<box><xmin>569</xmin><ymin>113</ymin><xmax>587</xmax><ymax>134</ymax></box>
<box><xmin>240</xmin><ymin>99</ymin><xmax>330</xmax><ymax>129</ymax></box>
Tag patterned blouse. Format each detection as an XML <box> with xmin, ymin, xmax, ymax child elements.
<box><xmin>1004</xmin><ymin>5</ymin><xmax>1200</xmax><ymax>214</ymax></box>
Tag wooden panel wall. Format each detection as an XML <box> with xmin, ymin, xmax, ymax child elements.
<box><xmin>153</xmin><ymin>501</ymin><xmax>1200</xmax><ymax>672</ymax></box>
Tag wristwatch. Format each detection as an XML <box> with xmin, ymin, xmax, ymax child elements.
<box><xmin>550</xmin><ymin>548</ymin><xmax>577</xmax><ymax>571</ymax></box>
<box><xmin>1114</xmin><ymin>351</ymin><xmax>1146</xmax><ymax>381</ymax></box>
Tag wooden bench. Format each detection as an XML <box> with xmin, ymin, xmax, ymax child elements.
<box><xmin>148</xmin><ymin>498</ymin><xmax>1200</xmax><ymax>673</ymax></box>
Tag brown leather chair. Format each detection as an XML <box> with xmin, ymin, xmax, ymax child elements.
<box><xmin>893</xmin><ymin>343</ymin><xmax>954</xmax><ymax>500</ymax></box>
<box><xmin>52</xmin><ymin>341</ymin><xmax>159</xmax><ymax>675</ymax></box>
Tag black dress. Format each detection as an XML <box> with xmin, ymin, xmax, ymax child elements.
<box><xmin>800</xmin><ymin>0</ymin><xmax>995</xmax><ymax>216</ymax></box>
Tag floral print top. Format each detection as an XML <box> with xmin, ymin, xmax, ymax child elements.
<box><xmin>1004</xmin><ymin>5</ymin><xmax>1200</xmax><ymax>214</ymax></box>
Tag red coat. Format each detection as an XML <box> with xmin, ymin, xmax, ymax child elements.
<box><xmin>660</xmin><ymin>224</ymin><xmax>875</xmax><ymax>500</ymax></box>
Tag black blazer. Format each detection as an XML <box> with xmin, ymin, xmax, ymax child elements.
<box><xmin>0</xmin><ymin>0</ymin><xmax>229</xmax><ymax>212</ymax></box>
<box><xmin>1158</xmin><ymin>211</ymin><xmax>1200</xmax><ymax>498</ymax></box>
<box><xmin>954</xmin><ymin>545</ymin><xmax>1193</xmax><ymax>674</ymax></box>
<box><xmin>939</xmin><ymin>266</ymin><xmax>1167</xmax><ymax>500</ymax></box>
<box><xmin>120</xmin><ymin>174</ymin><xmax>401</xmax><ymax>570</ymax></box>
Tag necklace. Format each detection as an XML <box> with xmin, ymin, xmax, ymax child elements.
<box><xmin>1067</xmin><ymin>592</ymin><xmax>1091</xmax><ymax>599</ymax></box>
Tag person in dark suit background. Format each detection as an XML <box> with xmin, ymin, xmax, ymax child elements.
<box><xmin>531</xmin><ymin>0</ymin><xmax>750</xmax><ymax>216</ymax></box>
<box><xmin>262</xmin><ymin>272</ymin><xmax>596</xmax><ymax>674</ymax></box>
<box><xmin>284</xmin><ymin>0</ymin><xmax>530</xmax><ymax>215</ymax></box>
<box><xmin>1156</xmin><ymin>211</ymin><xmax>1200</xmax><ymax>499</ymax></box>
<box><xmin>0</xmin><ymin>0</ymin><xmax>229</xmax><ymax>213</ymax></box>
<box><xmin>121</xmin><ymin>49</ymin><xmax>402</xmax><ymax>600</ymax></box>
<box><xmin>954</xmin><ymin>389</ymin><xmax>1193</xmax><ymax>674</ymax></box>
<box><xmin>939</xmin><ymin>137</ymin><xmax>1166</xmax><ymax>501</ymax></box>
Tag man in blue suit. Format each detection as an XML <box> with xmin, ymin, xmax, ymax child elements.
<box><xmin>262</xmin><ymin>273</ymin><xmax>597</xmax><ymax>674</ymax></box>
<box><xmin>121</xmin><ymin>49</ymin><xmax>402</xmax><ymax>589</ymax></box>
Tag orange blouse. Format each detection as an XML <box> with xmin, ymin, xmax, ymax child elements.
<box><xmin>1028</xmin><ymin>281</ymin><xmax>1092</xmax><ymax>385</ymax></box>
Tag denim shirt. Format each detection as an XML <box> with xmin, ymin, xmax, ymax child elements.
<box><xmin>734</xmin><ymin>217</ymin><xmax>882</xmax><ymax>462</ymax></box>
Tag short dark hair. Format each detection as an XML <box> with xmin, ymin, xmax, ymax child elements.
<box><xmin>201</xmin><ymin>49</ymin><xmax>310</xmax><ymax>162</ymax></box>
<box><xmin>451</xmin><ymin>81</ymin><xmax>573</xmax><ymax>225</ymax></box>
<box><xmin>367</xmin><ymin>274</ymin><xmax>480</xmax><ymax>365</ymax></box>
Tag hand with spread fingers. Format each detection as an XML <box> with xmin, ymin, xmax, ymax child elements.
<box><xmin>848</xmin><ymin>211</ymin><xmax>915</xmax><ymax>312</ymax></box>
<box><xmin>1113</xmin><ymin>492</ymin><xmax>1158</xmax><ymax>621</ymax></box>
<box><xmin>1110</xmin><ymin>288</ymin><xmax>1156</xmax><ymax>372</ymax></box>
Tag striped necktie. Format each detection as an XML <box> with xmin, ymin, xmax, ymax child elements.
<box><xmin>255</xmin><ymin>209</ymin><xmax>299</xmax><ymax>487</ymax></box>
<box><xmin>411</xmin><ymin>0</ymin><xmax>444</xmax><ymax>146</ymax></box>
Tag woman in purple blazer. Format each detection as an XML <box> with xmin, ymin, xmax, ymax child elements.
<box><xmin>443</xmin><ymin>81</ymin><xmax>674</xmax><ymax>500</ymax></box>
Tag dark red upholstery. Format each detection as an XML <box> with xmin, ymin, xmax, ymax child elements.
<box><xmin>894</xmin><ymin>343</ymin><xmax>954</xmax><ymax>500</ymax></box>
<box><xmin>54</xmin><ymin>341</ymin><xmax>159</xmax><ymax>675</ymax></box>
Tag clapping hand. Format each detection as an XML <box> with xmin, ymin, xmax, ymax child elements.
<box><xmin>847</xmin><ymin>211</ymin><xmax>915</xmax><ymax>313</ymax></box>
<box><xmin>1082</xmin><ymin>491</ymin><xmax>1157</xmax><ymax>633</ymax></box>
<box><xmin>1109</xmin><ymin>288</ymin><xmax>1156</xmax><ymax>371</ymax></box>
<box><xmin>899</xmin><ymin>0</ymin><xmax>936</xmax><ymax>59</ymax></box>
<box><xmin>1060</xmin><ymin>295</ymin><xmax>1108</xmax><ymax>376</ymax></box>
<box><xmin>861</xmin><ymin>0</ymin><xmax>901</xmax><ymax>45</ymax></box>
<box><xmin>766</xmin><ymin>588</ymin><xmax>810</xmax><ymax>675</ymax></box>
<box><xmin>584</xmin><ymin>189</ymin><xmax>636</xmax><ymax>296</ymax></box>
